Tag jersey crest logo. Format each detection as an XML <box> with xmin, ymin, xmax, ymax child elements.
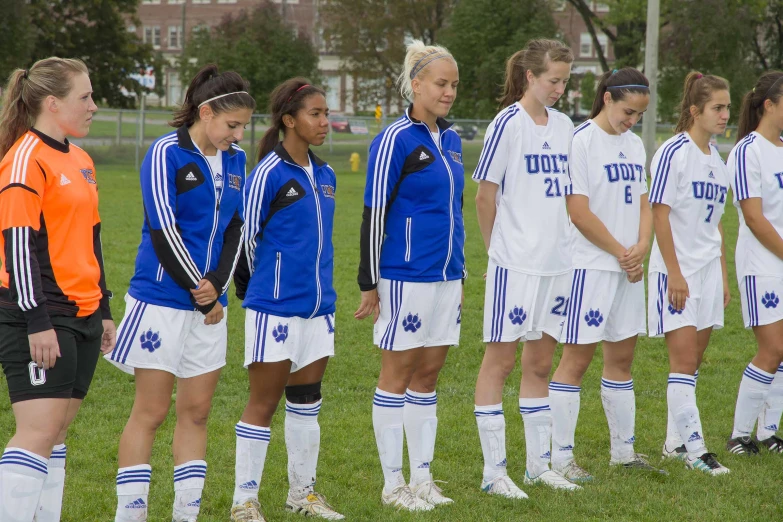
<box><xmin>584</xmin><ymin>309</ymin><xmax>604</xmax><ymax>327</ymax></box>
<box><xmin>228</xmin><ymin>173</ymin><xmax>242</xmax><ymax>190</ymax></box>
<box><xmin>321</xmin><ymin>184</ymin><xmax>335</xmax><ymax>199</ymax></box>
<box><xmin>402</xmin><ymin>312</ymin><xmax>422</xmax><ymax>333</ymax></box>
<box><xmin>508</xmin><ymin>306</ymin><xmax>527</xmax><ymax>325</ymax></box>
<box><xmin>272</xmin><ymin>323</ymin><xmax>289</xmax><ymax>343</ymax></box>
<box><xmin>59</xmin><ymin>173</ymin><xmax>71</xmax><ymax>186</ymax></box>
<box><xmin>80</xmin><ymin>168</ymin><xmax>96</xmax><ymax>184</ymax></box>
<box><xmin>448</xmin><ymin>150</ymin><xmax>463</xmax><ymax>164</ymax></box>
<box><xmin>140</xmin><ymin>329</ymin><xmax>162</xmax><ymax>352</ymax></box>
<box><xmin>762</xmin><ymin>292</ymin><xmax>780</xmax><ymax>309</ymax></box>
<box><xmin>542</xmin><ymin>141</ymin><xmax>551</xmax><ymax>150</ymax></box>
<box><xmin>618</xmin><ymin>151</ymin><xmax>626</xmax><ymax>159</ymax></box>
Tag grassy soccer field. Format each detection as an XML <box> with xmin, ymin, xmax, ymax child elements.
<box><xmin>1</xmin><ymin>141</ymin><xmax>782</xmax><ymax>522</ymax></box>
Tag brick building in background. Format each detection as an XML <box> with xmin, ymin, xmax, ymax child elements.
<box><xmin>134</xmin><ymin>0</ymin><xmax>615</xmax><ymax>115</ymax></box>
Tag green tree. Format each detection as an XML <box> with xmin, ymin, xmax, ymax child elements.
<box><xmin>0</xmin><ymin>0</ymin><xmax>34</xmax><ymax>82</ymax></box>
<box><xmin>28</xmin><ymin>0</ymin><xmax>162</xmax><ymax>107</ymax></box>
<box><xmin>580</xmin><ymin>71</ymin><xmax>596</xmax><ymax>112</ymax></box>
<box><xmin>180</xmin><ymin>4</ymin><xmax>320</xmax><ymax>113</ymax></box>
<box><xmin>440</xmin><ymin>0</ymin><xmax>560</xmax><ymax>118</ymax></box>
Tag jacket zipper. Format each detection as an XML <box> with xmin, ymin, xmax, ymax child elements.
<box><xmin>292</xmin><ymin>162</ymin><xmax>323</xmax><ymax>318</ymax></box>
<box><xmin>405</xmin><ymin>217</ymin><xmax>412</xmax><ymax>262</ymax></box>
<box><xmin>274</xmin><ymin>252</ymin><xmax>281</xmax><ymax>299</ymax></box>
<box><xmin>193</xmin><ymin>151</ymin><xmax>224</xmax><ymax>275</ymax></box>
<box><xmin>420</xmin><ymin>124</ymin><xmax>455</xmax><ymax>281</ymax></box>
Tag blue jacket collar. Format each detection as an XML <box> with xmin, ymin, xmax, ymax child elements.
<box><xmin>404</xmin><ymin>104</ymin><xmax>453</xmax><ymax>131</ymax></box>
<box><xmin>273</xmin><ymin>142</ymin><xmax>327</xmax><ymax>168</ymax></box>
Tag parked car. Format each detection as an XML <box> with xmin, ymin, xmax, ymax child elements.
<box><xmin>453</xmin><ymin>123</ymin><xmax>478</xmax><ymax>141</ymax></box>
<box><xmin>330</xmin><ymin>115</ymin><xmax>352</xmax><ymax>133</ymax></box>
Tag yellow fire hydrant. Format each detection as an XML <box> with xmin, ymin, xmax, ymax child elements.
<box><xmin>350</xmin><ymin>152</ymin><xmax>360</xmax><ymax>172</ymax></box>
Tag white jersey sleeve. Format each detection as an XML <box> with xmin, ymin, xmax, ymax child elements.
<box><xmin>732</xmin><ymin>134</ymin><xmax>762</xmax><ymax>201</ymax></box>
<box><xmin>473</xmin><ymin>104</ymin><xmax>520</xmax><ymax>185</ymax></box>
<box><xmin>648</xmin><ymin>134</ymin><xmax>689</xmax><ymax>206</ymax></box>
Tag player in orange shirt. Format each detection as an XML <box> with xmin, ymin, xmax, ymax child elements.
<box><xmin>0</xmin><ymin>57</ymin><xmax>116</xmax><ymax>521</ymax></box>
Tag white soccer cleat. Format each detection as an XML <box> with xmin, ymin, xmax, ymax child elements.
<box><xmin>480</xmin><ymin>475</ymin><xmax>529</xmax><ymax>499</ymax></box>
<box><xmin>552</xmin><ymin>460</ymin><xmax>594</xmax><ymax>482</ymax></box>
<box><xmin>381</xmin><ymin>484</ymin><xmax>435</xmax><ymax>511</ymax></box>
<box><xmin>410</xmin><ymin>480</ymin><xmax>453</xmax><ymax>505</ymax></box>
<box><xmin>686</xmin><ymin>453</ymin><xmax>730</xmax><ymax>476</ymax></box>
<box><xmin>285</xmin><ymin>492</ymin><xmax>345</xmax><ymax>520</ymax></box>
<box><xmin>230</xmin><ymin>499</ymin><xmax>266</xmax><ymax>522</ymax></box>
<box><xmin>523</xmin><ymin>469</ymin><xmax>582</xmax><ymax>490</ymax></box>
<box><xmin>661</xmin><ymin>441</ymin><xmax>687</xmax><ymax>460</ymax></box>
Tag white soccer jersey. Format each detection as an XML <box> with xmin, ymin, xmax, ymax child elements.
<box><xmin>569</xmin><ymin>120</ymin><xmax>648</xmax><ymax>271</ymax></box>
<box><xmin>473</xmin><ymin>103</ymin><xmax>573</xmax><ymax>275</ymax></box>
<box><xmin>647</xmin><ymin>132</ymin><xmax>729</xmax><ymax>277</ymax></box>
<box><xmin>729</xmin><ymin>132</ymin><xmax>783</xmax><ymax>279</ymax></box>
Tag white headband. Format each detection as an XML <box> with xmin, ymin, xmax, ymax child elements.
<box><xmin>197</xmin><ymin>91</ymin><xmax>249</xmax><ymax>108</ymax></box>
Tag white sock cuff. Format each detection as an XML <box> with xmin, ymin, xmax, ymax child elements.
<box><xmin>174</xmin><ymin>460</ymin><xmax>206</xmax><ymax>484</ymax></box>
<box><xmin>668</xmin><ymin>373</ymin><xmax>696</xmax><ymax>387</ymax></box>
<box><xmin>116</xmin><ymin>464</ymin><xmax>151</xmax><ymax>494</ymax></box>
<box><xmin>744</xmin><ymin>363</ymin><xmax>775</xmax><ymax>385</ymax></box>
<box><xmin>549</xmin><ymin>381</ymin><xmax>581</xmax><ymax>393</ymax></box>
<box><xmin>519</xmin><ymin>397</ymin><xmax>550</xmax><ymax>416</ymax></box>
<box><xmin>373</xmin><ymin>388</ymin><xmax>405</xmax><ymax>408</ymax></box>
<box><xmin>0</xmin><ymin>447</ymin><xmax>48</xmax><ymax>476</ymax></box>
<box><xmin>777</xmin><ymin>364</ymin><xmax>783</xmax><ymax>373</ymax></box>
<box><xmin>285</xmin><ymin>399</ymin><xmax>322</xmax><ymax>419</ymax></box>
<box><xmin>48</xmin><ymin>444</ymin><xmax>67</xmax><ymax>469</ymax></box>
<box><xmin>236</xmin><ymin>422</ymin><xmax>271</xmax><ymax>442</ymax></box>
<box><xmin>405</xmin><ymin>389</ymin><xmax>437</xmax><ymax>406</ymax></box>
<box><xmin>474</xmin><ymin>403</ymin><xmax>503</xmax><ymax>416</ymax></box>
<box><xmin>601</xmin><ymin>378</ymin><xmax>634</xmax><ymax>391</ymax></box>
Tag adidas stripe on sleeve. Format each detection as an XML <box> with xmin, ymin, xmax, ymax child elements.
<box><xmin>732</xmin><ymin>133</ymin><xmax>761</xmax><ymax>201</ymax></box>
<box><xmin>472</xmin><ymin>104</ymin><xmax>519</xmax><ymax>185</ymax></box>
<box><xmin>649</xmin><ymin>134</ymin><xmax>689</xmax><ymax>206</ymax></box>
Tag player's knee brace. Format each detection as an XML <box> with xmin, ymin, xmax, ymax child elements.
<box><xmin>285</xmin><ymin>382</ymin><xmax>322</xmax><ymax>404</ymax></box>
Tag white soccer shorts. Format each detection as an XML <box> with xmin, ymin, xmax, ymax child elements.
<box><xmin>373</xmin><ymin>278</ymin><xmax>462</xmax><ymax>351</ymax></box>
<box><xmin>561</xmin><ymin>269</ymin><xmax>646</xmax><ymax>345</ymax></box>
<box><xmin>244</xmin><ymin>309</ymin><xmax>335</xmax><ymax>372</ymax></box>
<box><xmin>740</xmin><ymin>275</ymin><xmax>783</xmax><ymax>328</ymax></box>
<box><xmin>106</xmin><ymin>294</ymin><xmax>227</xmax><ymax>378</ymax></box>
<box><xmin>648</xmin><ymin>257</ymin><xmax>724</xmax><ymax>337</ymax></box>
<box><xmin>482</xmin><ymin>261</ymin><xmax>571</xmax><ymax>343</ymax></box>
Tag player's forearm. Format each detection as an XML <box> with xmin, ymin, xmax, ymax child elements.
<box><xmin>475</xmin><ymin>195</ymin><xmax>496</xmax><ymax>252</ymax></box>
<box><xmin>569</xmin><ymin>206</ymin><xmax>626</xmax><ymax>258</ymax></box>
<box><xmin>745</xmin><ymin>214</ymin><xmax>783</xmax><ymax>261</ymax></box>
<box><xmin>637</xmin><ymin>197</ymin><xmax>653</xmax><ymax>249</ymax></box>
<box><xmin>652</xmin><ymin>208</ymin><xmax>683</xmax><ymax>277</ymax></box>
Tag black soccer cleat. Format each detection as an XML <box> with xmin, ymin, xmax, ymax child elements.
<box><xmin>726</xmin><ymin>436</ymin><xmax>760</xmax><ymax>455</ymax></box>
<box><xmin>757</xmin><ymin>435</ymin><xmax>783</xmax><ymax>453</ymax></box>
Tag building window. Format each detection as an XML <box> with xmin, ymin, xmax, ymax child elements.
<box><xmin>144</xmin><ymin>26</ymin><xmax>161</xmax><ymax>48</ymax></box>
<box><xmin>596</xmin><ymin>34</ymin><xmax>608</xmax><ymax>56</ymax></box>
<box><xmin>141</xmin><ymin>0</ymin><xmax>161</xmax><ymax>4</ymax></box>
<box><xmin>551</xmin><ymin>0</ymin><xmax>566</xmax><ymax>10</ymax></box>
<box><xmin>593</xmin><ymin>2</ymin><xmax>610</xmax><ymax>12</ymax></box>
<box><xmin>217</xmin><ymin>0</ymin><xmax>238</xmax><ymax>3</ymax></box>
<box><xmin>192</xmin><ymin>0</ymin><xmax>210</xmax><ymax>4</ymax></box>
<box><xmin>127</xmin><ymin>24</ymin><xmax>136</xmax><ymax>33</ymax></box>
<box><xmin>270</xmin><ymin>0</ymin><xmax>300</xmax><ymax>4</ymax></box>
<box><xmin>168</xmin><ymin>26</ymin><xmax>182</xmax><ymax>49</ymax></box>
<box><xmin>168</xmin><ymin>0</ymin><xmax>185</xmax><ymax>4</ymax></box>
<box><xmin>580</xmin><ymin>33</ymin><xmax>592</xmax><ymax>58</ymax></box>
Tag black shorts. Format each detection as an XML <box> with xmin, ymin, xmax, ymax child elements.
<box><xmin>0</xmin><ymin>307</ymin><xmax>103</xmax><ymax>404</ymax></box>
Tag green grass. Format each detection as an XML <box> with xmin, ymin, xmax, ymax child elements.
<box><xmin>2</xmin><ymin>142</ymin><xmax>783</xmax><ymax>522</ymax></box>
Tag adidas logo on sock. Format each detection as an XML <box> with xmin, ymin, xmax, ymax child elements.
<box><xmin>542</xmin><ymin>141</ymin><xmax>551</xmax><ymax>150</ymax></box>
<box><xmin>497</xmin><ymin>458</ymin><xmax>507</xmax><ymax>467</ymax></box>
<box><xmin>124</xmin><ymin>498</ymin><xmax>146</xmax><ymax>509</ymax></box>
<box><xmin>540</xmin><ymin>451</ymin><xmax>551</xmax><ymax>459</ymax></box>
<box><xmin>688</xmin><ymin>431</ymin><xmax>702</xmax><ymax>442</ymax></box>
<box><xmin>419</xmin><ymin>150</ymin><xmax>430</xmax><ymax>161</ymax></box>
<box><xmin>766</xmin><ymin>424</ymin><xmax>778</xmax><ymax>431</ymax></box>
<box><xmin>186</xmin><ymin>498</ymin><xmax>201</xmax><ymax>508</ymax></box>
<box><xmin>618</xmin><ymin>151</ymin><xmax>626</xmax><ymax>159</ymax></box>
<box><xmin>185</xmin><ymin>172</ymin><xmax>197</xmax><ymax>181</ymax></box>
<box><xmin>239</xmin><ymin>480</ymin><xmax>258</xmax><ymax>490</ymax></box>
<box><xmin>286</xmin><ymin>187</ymin><xmax>299</xmax><ymax>197</ymax></box>
<box><xmin>559</xmin><ymin>445</ymin><xmax>574</xmax><ymax>451</ymax></box>
<box><xmin>625</xmin><ymin>436</ymin><xmax>636</xmax><ymax>444</ymax></box>
<box><xmin>417</xmin><ymin>462</ymin><xmax>430</xmax><ymax>469</ymax></box>
<box><xmin>60</xmin><ymin>173</ymin><xmax>71</xmax><ymax>186</ymax></box>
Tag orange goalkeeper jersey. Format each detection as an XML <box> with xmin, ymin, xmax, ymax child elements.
<box><xmin>0</xmin><ymin>129</ymin><xmax>111</xmax><ymax>334</ymax></box>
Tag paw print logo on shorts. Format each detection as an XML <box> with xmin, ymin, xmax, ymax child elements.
<box><xmin>584</xmin><ymin>308</ymin><xmax>604</xmax><ymax>327</ymax></box>
<box><xmin>139</xmin><ymin>329</ymin><xmax>162</xmax><ymax>352</ymax></box>
<box><xmin>272</xmin><ymin>323</ymin><xmax>289</xmax><ymax>343</ymax></box>
<box><xmin>668</xmin><ymin>304</ymin><xmax>683</xmax><ymax>315</ymax></box>
<box><xmin>508</xmin><ymin>306</ymin><xmax>527</xmax><ymax>326</ymax></box>
<box><xmin>402</xmin><ymin>313</ymin><xmax>422</xmax><ymax>333</ymax></box>
<box><xmin>762</xmin><ymin>292</ymin><xmax>780</xmax><ymax>309</ymax></box>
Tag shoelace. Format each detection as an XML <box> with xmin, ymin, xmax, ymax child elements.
<box><xmin>307</xmin><ymin>492</ymin><xmax>337</xmax><ymax>512</ymax></box>
<box><xmin>547</xmin><ymin>470</ymin><xmax>576</xmax><ymax>485</ymax></box>
<box><xmin>237</xmin><ymin>501</ymin><xmax>261</xmax><ymax>522</ymax></box>
<box><xmin>564</xmin><ymin>462</ymin><xmax>591</xmax><ymax>478</ymax></box>
<box><xmin>700</xmin><ymin>453</ymin><xmax>721</xmax><ymax>469</ymax></box>
<box><xmin>491</xmin><ymin>476</ymin><xmax>514</xmax><ymax>493</ymax></box>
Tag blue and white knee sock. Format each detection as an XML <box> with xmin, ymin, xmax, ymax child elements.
<box><xmin>757</xmin><ymin>364</ymin><xmax>783</xmax><ymax>440</ymax></box>
<box><xmin>172</xmin><ymin>460</ymin><xmax>206</xmax><ymax>519</ymax></box>
<box><xmin>372</xmin><ymin>389</ymin><xmax>405</xmax><ymax>492</ymax></box>
<box><xmin>0</xmin><ymin>448</ymin><xmax>48</xmax><ymax>522</ymax></box>
<box><xmin>519</xmin><ymin>397</ymin><xmax>552</xmax><ymax>478</ymax></box>
<box><xmin>549</xmin><ymin>382</ymin><xmax>580</xmax><ymax>468</ymax></box>
<box><xmin>732</xmin><ymin>363</ymin><xmax>774</xmax><ymax>439</ymax></box>
<box><xmin>285</xmin><ymin>400</ymin><xmax>322</xmax><ymax>500</ymax></box>
<box><xmin>666</xmin><ymin>370</ymin><xmax>698</xmax><ymax>447</ymax></box>
<box><xmin>475</xmin><ymin>404</ymin><xmax>507</xmax><ymax>484</ymax></box>
<box><xmin>403</xmin><ymin>390</ymin><xmax>438</xmax><ymax>486</ymax></box>
<box><xmin>114</xmin><ymin>464</ymin><xmax>151</xmax><ymax>521</ymax></box>
<box><xmin>601</xmin><ymin>379</ymin><xmax>636</xmax><ymax>462</ymax></box>
<box><xmin>35</xmin><ymin>444</ymin><xmax>66</xmax><ymax>522</ymax></box>
<box><xmin>667</xmin><ymin>373</ymin><xmax>706</xmax><ymax>459</ymax></box>
<box><xmin>233</xmin><ymin>422</ymin><xmax>270</xmax><ymax>505</ymax></box>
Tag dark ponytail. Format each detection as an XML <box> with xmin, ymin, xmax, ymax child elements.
<box><xmin>589</xmin><ymin>67</ymin><xmax>649</xmax><ymax>119</ymax></box>
<box><xmin>736</xmin><ymin>71</ymin><xmax>783</xmax><ymax>142</ymax></box>
<box><xmin>674</xmin><ymin>71</ymin><xmax>729</xmax><ymax>134</ymax></box>
<box><xmin>170</xmin><ymin>63</ymin><xmax>256</xmax><ymax>128</ymax></box>
<box><xmin>256</xmin><ymin>77</ymin><xmax>325</xmax><ymax>163</ymax></box>
<box><xmin>498</xmin><ymin>39</ymin><xmax>573</xmax><ymax>109</ymax></box>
